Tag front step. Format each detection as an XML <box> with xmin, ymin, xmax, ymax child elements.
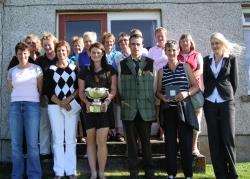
<box><xmin>76</xmin><ymin>139</ymin><xmax>165</xmax><ymax>156</ymax></box>
<box><xmin>41</xmin><ymin>154</ymin><xmax>205</xmax><ymax>176</ymax></box>
<box><xmin>0</xmin><ymin>140</ymin><xmax>206</xmax><ymax>177</ymax></box>
<box><xmin>44</xmin><ymin>140</ymin><xmax>206</xmax><ymax>175</ymax></box>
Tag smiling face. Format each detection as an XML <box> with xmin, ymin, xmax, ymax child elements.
<box><xmin>25</xmin><ymin>39</ymin><xmax>37</xmax><ymax>53</ymax></box>
<box><xmin>179</xmin><ymin>37</ymin><xmax>192</xmax><ymax>53</ymax></box>
<box><xmin>118</xmin><ymin>36</ymin><xmax>129</xmax><ymax>50</ymax></box>
<box><xmin>104</xmin><ymin>37</ymin><xmax>115</xmax><ymax>53</ymax></box>
<box><xmin>56</xmin><ymin>45</ymin><xmax>69</xmax><ymax>61</ymax></box>
<box><xmin>155</xmin><ymin>31</ymin><xmax>167</xmax><ymax>48</ymax></box>
<box><xmin>165</xmin><ymin>41</ymin><xmax>179</xmax><ymax>62</ymax></box>
<box><xmin>90</xmin><ymin>47</ymin><xmax>104</xmax><ymax>63</ymax></box>
<box><xmin>43</xmin><ymin>39</ymin><xmax>55</xmax><ymax>55</ymax></box>
<box><xmin>72</xmin><ymin>42</ymin><xmax>83</xmax><ymax>55</ymax></box>
<box><xmin>17</xmin><ymin>49</ymin><xmax>30</xmax><ymax>65</ymax></box>
<box><xmin>83</xmin><ymin>36</ymin><xmax>94</xmax><ymax>50</ymax></box>
<box><xmin>210</xmin><ymin>37</ymin><xmax>224</xmax><ymax>56</ymax></box>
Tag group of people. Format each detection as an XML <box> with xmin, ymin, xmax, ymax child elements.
<box><xmin>7</xmin><ymin>27</ymin><xmax>239</xmax><ymax>179</ymax></box>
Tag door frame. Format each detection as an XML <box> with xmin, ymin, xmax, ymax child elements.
<box><xmin>58</xmin><ymin>13</ymin><xmax>107</xmax><ymax>40</ymax></box>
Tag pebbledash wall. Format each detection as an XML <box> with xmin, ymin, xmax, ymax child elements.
<box><xmin>0</xmin><ymin>0</ymin><xmax>250</xmax><ymax>162</ymax></box>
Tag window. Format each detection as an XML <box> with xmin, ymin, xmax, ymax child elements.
<box><xmin>242</xmin><ymin>8</ymin><xmax>250</xmax><ymax>95</ymax></box>
<box><xmin>108</xmin><ymin>11</ymin><xmax>161</xmax><ymax>50</ymax></box>
<box><xmin>57</xmin><ymin>11</ymin><xmax>161</xmax><ymax>49</ymax></box>
<box><xmin>58</xmin><ymin>13</ymin><xmax>107</xmax><ymax>42</ymax></box>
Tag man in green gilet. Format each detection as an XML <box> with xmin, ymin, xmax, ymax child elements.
<box><xmin>118</xmin><ymin>33</ymin><xmax>156</xmax><ymax>179</ymax></box>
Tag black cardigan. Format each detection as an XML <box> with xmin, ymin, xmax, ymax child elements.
<box><xmin>203</xmin><ymin>54</ymin><xmax>238</xmax><ymax>101</ymax></box>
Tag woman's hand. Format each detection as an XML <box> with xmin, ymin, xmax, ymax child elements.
<box><xmin>162</xmin><ymin>97</ymin><xmax>169</xmax><ymax>103</ymax></box>
<box><xmin>61</xmin><ymin>97</ymin><xmax>71</xmax><ymax>106</ymax></box>
<box><xmin>58</xmin><ymin>101</ymin><xmax>72</xmax><ymax>111</ymax></box>
<box><xmin>85</xmin><ymin>101</ymin><xmax>92</xmax><ymax>113</ymax></box>
<box><xmin>175</xmin><ymin>91</ymin><xmax>189</xmax><ymax>102</ymax></box>
<box><xmin>101</xmin><ymin>99</ymin><xmax>111</xmax><ymax>112</ymax></box>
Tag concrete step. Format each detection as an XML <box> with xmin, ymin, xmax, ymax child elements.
<box><xmin>0</xmin><ymin>140</ymin><xmax>206</xmax><ymax>177</ymax></box>
<box><xmin>40</xmin><ymin>154</ymin><xmax>205</xmax><ymax>176</ymax></box>
<box><xmin>76</xmin><ymin>139</ymin><xmax>165</xmax><ymax>156</ymax></box>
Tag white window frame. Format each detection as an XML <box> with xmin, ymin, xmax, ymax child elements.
<box><xmin>107</xmin><ymin>11</ymin><xmax>161</xmax><ymax>32</ymax></box>
<box><xmin>242</xmin><ymin>8</ymin><xmax>250</xmax><ymax>26</ymax></box>
<box><xmin>242</xmin><ymin>8</ymin><xmax>250</xmax><ymax>95</ymax></box>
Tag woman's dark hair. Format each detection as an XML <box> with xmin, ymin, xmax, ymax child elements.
<box><xmin>15</xmin><ymin>42</ymin><xmax>30</xmax><ymax>54</ymax></box>
<box><xmin>165</xmin><ymin>40</ymin><xmax>178</xmax><ymax>49</ymax></box>
<box><xmin>89</xmin><ymin>42</ymin><xmax>109</xmax><ymax>72</ymax></box>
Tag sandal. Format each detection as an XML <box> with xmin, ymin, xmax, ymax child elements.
<box><xmin>90</xmin><ymin>172</ymin><xmax>97</xmax><ymax>179</ymax></box>
<box><xmin>98</xmin><ymin>172</ymin><xmax>106</xmax><ymax>179</ymax></box>
<box><xmin>115</xmin><ymin>133</ymin><xmax>125</xmax><ymax>142</ymax></box>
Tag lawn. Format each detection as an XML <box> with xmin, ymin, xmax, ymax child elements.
<box><xmin>1</xmin><ymin>163</ymin><xmax>249</xmax><ymax>178</ymax></box>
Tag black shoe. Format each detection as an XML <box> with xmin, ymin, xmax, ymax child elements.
<box><xmin>40</xmin><ymin>154</ymin><xmax>52</xmax><ymax>160</ymax></box>
<box><xmin>145</xmin><ymin>170</ymin><xmax>155</xmax><ymax>179</ymax></box>
<box><xmin>130</xmin><ymin>171</ymin><xmax>139</xmax><ymax>179</ymax></box>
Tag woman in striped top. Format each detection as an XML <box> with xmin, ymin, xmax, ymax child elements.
<box><xmin>156</xmin><ymin>40</ymin><xmax>199</xmax><ymax>179</ymax></box>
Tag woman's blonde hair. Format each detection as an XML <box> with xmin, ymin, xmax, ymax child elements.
<box><xmin>101</xmin><ymin>32</ymin><xmax>115</xmax><ymax>44</ymax></box>
<box><xmin>210</xmin><ymin>32</ymin><xmax>243</xmax><ymax>56</ymax></box>
<box><xmin>179</xmin><ymin>33</ymin><xmax>195</xmax><ymax>52</ymax></box>
<box><xmin>155</xmin><ymin>27</ymin><xmax>167</xmax><ymax>36</ymax></box>
<box><xmin>24</xmin><ymin>33</ymin><xmax>42</xmax><ymax>51</ymax></box>
<box><xmin>41</xmin><ymin>32</ymin><xmax>58</xmax><ymax>46</ymax></box>
<box><xmin>71</xmin><ymin>36</ymin><xmax>84</xmax><ymax>47</ymax></box>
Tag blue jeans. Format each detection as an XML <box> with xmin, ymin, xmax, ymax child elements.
<box><xmin>9</xmin><ymin>101</ymin><xmax>42</xmax><ymax>179</ymax></box>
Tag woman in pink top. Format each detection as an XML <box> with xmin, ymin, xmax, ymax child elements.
<box><xmin>178</xmin><ymin>33</ymin><xmax>204</xmax><ymax>156</ymax></box>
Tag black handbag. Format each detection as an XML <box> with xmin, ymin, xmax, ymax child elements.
<box><xmin>177</xmin><ymin>98</ymin><xmax>199</xmax><ymax>130</ymax></box>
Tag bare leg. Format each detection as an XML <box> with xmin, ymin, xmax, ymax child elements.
<box><xmin>86</xmin><ymin>128</ymin><xmax>97</xmax><ymax>178</ymax></box>
<box><xmin>193</xmin><ymin>108</ymin><xmax>203</xmax><ymax>156</ymax></box>
<box><xmin>96</xmin><ymin>127</ymin><xmax>109</xmax><ymax>179</ymax></box>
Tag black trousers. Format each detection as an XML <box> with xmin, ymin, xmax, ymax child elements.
<box><xmin>162</xmin><ymin>106</ymin><xmax>193</xmax><ymax>177</ymax></box>
<box><xmin>122</xmin><ymin>112</ymin><xmax>154</xmax><ymax>175</ymax></box>
<box><xmin>204</xmin><ymin>100</ymin><xmax>238</xmax><ymax>179</ymax></box>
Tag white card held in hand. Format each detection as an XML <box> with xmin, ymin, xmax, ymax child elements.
<box><xmin>170</xmin><ymin>90</ymin><xmax>176</xmax><ymax>97</ymax></box>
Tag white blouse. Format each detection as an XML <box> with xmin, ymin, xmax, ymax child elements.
<box><xmin>8</xmin><ymin>64</ymin><xmax>43</xmax><ymax>102</ymax></box>
<box><xmin>206</xmin><ymin>54</ymin><xmax>226</xmax><ymax>103</ymax></box>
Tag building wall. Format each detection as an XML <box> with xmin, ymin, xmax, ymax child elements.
<box><xmin>1</xmin><ymin>0</ymin><xmax>250</xmax><ymax>162</ymax></box>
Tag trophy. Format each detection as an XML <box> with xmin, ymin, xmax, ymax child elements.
<box><xmin>85</xmin><ymin>87</ymin><xmax>109</xmax><ymax>113</ymax></box>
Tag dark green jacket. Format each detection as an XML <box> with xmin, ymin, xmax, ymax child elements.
<box><xmin>119</xmin><ymin>55</ymin><xmax>156</xmax><ymax>121</ymax></box>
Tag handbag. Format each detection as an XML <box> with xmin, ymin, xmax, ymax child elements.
<box><xmin>183</xmin><ymin>64</ymin><xmax>204</xmax><ymax>109</ymax></box>
<box><xmin>178</xmin><ymin>99</ymin><xmax>199</xmax><ymax>130</ymax></box>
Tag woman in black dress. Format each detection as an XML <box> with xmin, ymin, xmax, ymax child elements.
<box><xmin>78</xmin><ymin>42</ymin><xmax>117</xmax><ymax>179</ymax></box>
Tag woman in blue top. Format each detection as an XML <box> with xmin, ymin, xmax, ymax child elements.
<box><xmin>78</xmin><ymin>31</ymin><xmax>97</xmax><ymax>69</ymax></box>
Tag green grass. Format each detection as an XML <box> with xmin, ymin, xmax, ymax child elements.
<box><xmin>1</xmin><ymin>163</ymin><xmax>250</xmax><ymax>178</ymax></box>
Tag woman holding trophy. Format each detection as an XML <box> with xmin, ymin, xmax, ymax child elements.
<box><xmin>78</xmin><ymin>42</ymin><xmax>117</xmax><ymax>179</ymax></box>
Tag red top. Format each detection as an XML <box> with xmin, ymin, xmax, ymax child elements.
<box><xmin>177</xmin><ymin>50</ymin><xmax>199</xmax><ymax>71</ymax></box>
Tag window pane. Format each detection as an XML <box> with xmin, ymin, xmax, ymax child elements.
<box><xmin>243</xmin><ymin>29</ymin><xmax>250</xmax><ymax>94</ymax></box>
<box><xmin>66</xmin><ymin>20</ymin><xmax>101</xmax><ymax>42</ymax></box>
<box><xmin>111</xmin><ymin>20</ymin><xmax>157</xmax><ymax>50</ymax></box>
<box><xmin>243</xmin><ymin>29</ymin><xmax>250</xmax><ymax>65</ymax></box>
<box><xmin>244</xmin><ymin>13</ymin><xmax>250</xmax><ymax>22</ymax></box>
